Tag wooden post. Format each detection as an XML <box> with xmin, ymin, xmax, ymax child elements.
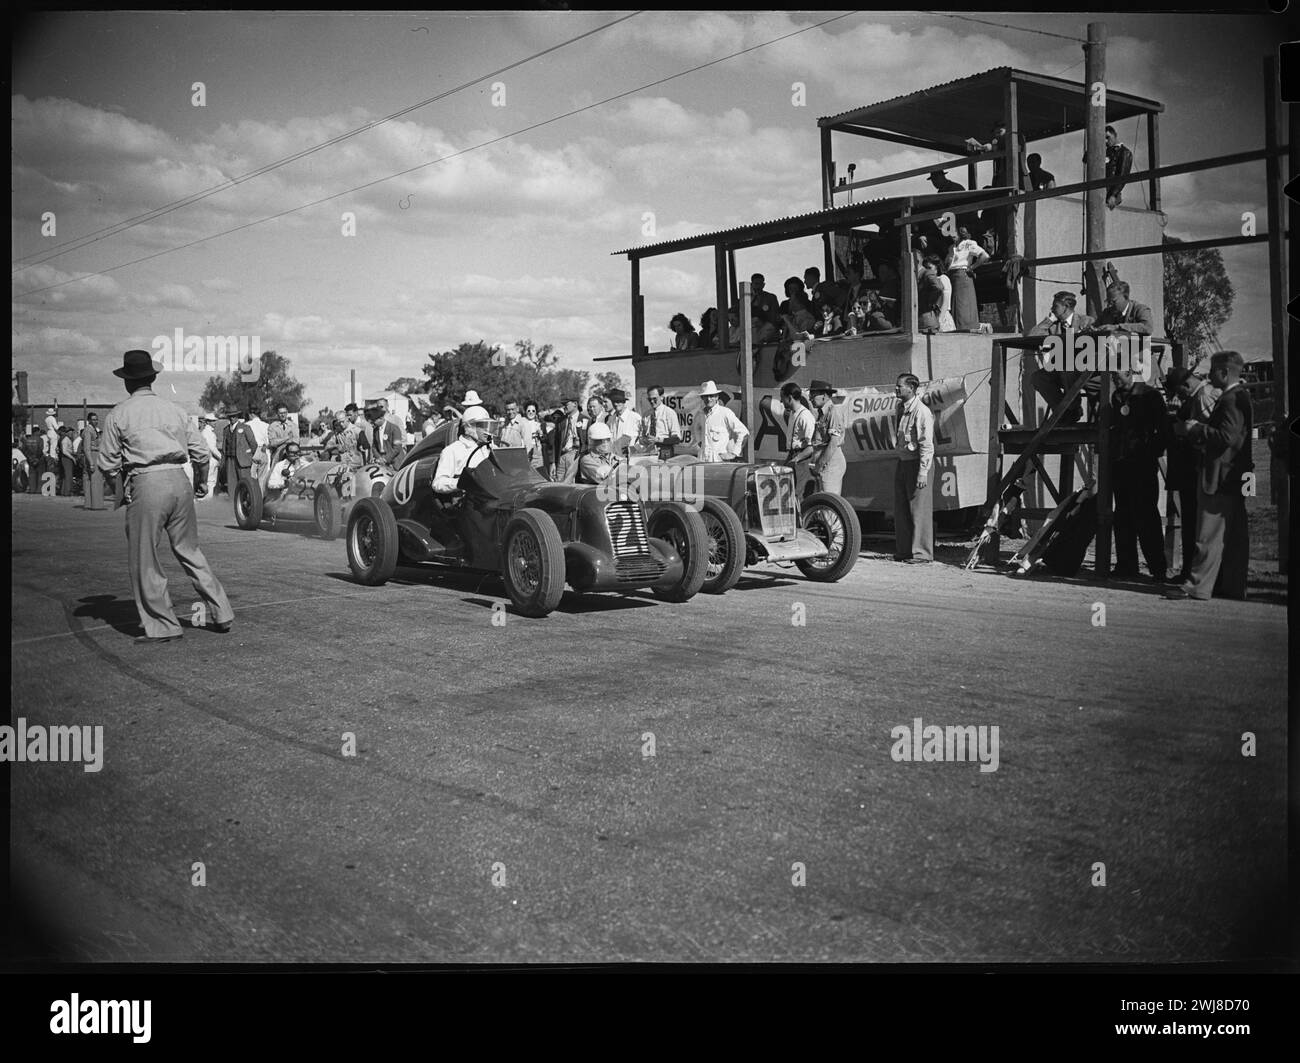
<box><xmin>1085</xmin><ymin>22</ymin><xmax>1107</xmax><ymax>322</ymax></box>
<box><xmin>1264</xmin><ymin>58</ymin><xmax>1288</xmax><ymax>427</ymax></box>
<box><xmin>728</xmin><ymin>249</ymin><xmax>739</xmax><ymax>310</ymax></box>
<box><xmin>900</xmin><ymin>202</ymin><xmax>915</xmax><ymax>336</ymax></box>
<box><xmin>740</xmin><ymin>281</ymin><xmax>755</xmax><ymax>462</ymax></box>
<box><xmin>967</xmin><ymin>161</ymin><xmax>977</xmax><ymax>193</ymax></box>
<box><xmin>984</xmin><ymin>340</ymin><xmax>1006</xmax><ymax>561</ymax></box>
<box><xmin>1146</xmin><ymin>112</ymin><xmax>1161</xmax><ymax>213</ymax></box>
<box><xmin>821</xmin><ymin>127</ymin><xmax>834</xmax><ymax>210</ymax></box>
<box><xmin>714</xmin><ymin>245</ymin><xmax>728</xmax><ymax>349</ymax></box>
<box><xmin>1095</xmin><ymin>371</ymin><xmax>1113</xmax><ymax>579</ymax></box>
<box><xmin>1004</xmin><ymin>77</ymin><xmax>1020</xmax><ymax>256</ymax></box>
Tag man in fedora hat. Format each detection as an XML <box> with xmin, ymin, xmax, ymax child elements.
<box><xmin>808</xmin><ymin>380</ymin><xmax>846</xmax><ymax>494</ymax></box>
<box><xmin>604</xmin><ymin>388</ymin><xmax>642</xmax><ymax>452</ymax></box>
<box><xmin>361</xmin><ymin>398</ymin><xmax>405</xmax><ymax>465</ymax></box>
<box><xmin>696</xmin><ymin>380</ymin><xmax>748</xmax><ymax>462</ymax></box>
<box><xmin>98</xmin><ymin>350</ymin><xmax>235</xmax><ymax>644</ymax></box>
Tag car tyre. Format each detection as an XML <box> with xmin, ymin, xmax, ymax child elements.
<box><xmin>647</xmin><ymin>502</ymin><xmax>708</xmax><ymax>602</ymax></box>
<box><xmin>347</xmin><ymin>496</ymin><xmax>400</xmax><ymax>585</ymax></box>
<box><xmin>502</xmin><ymin>507</ymin><xmax>566</xmax><ymax>618</ymax></box>
<box><xmin>795</xmin><ymin>491</ymin><xmax>862</xmax><ymax>582</ymax></box>
<box><xmin>233</xmin><ymin>476</ymin><xmax>263</xmax><ymax>530</ymax></box>
<box><xmin>314</xmin><ymin>485</ymin><xmax>343</xmax><ymax>540</ymax></box>
<box><xmin>699</xmin><ymin>497</ymin><xmax>745</xmax><ymax>594</ymax></box>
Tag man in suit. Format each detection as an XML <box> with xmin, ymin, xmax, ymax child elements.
<box><xmin>552</xmin><ymin>398</ymin><xmax>585</xmax><ymax>482</ymax></box>
<box><xmin>1108</xmin><ymin>368</ymin><xmax>1169</xmax><ymax>580</ymax></box>
<box><xmin>267</xmin><ymin>403</ymin><xmax>297</xmax><ymax>449</ymax></box>
<box><xmin>1163</xmin><ymin>367</ymin><xmax>1221</xmax><ymax>582</ymax></box>
<box><xmin>81</xmin><ymin>412</ymin><xmax>106</xmax><ymax>509</ymax></box>
<box><xmin>1028</xmin><ymin>291</ymin><xmax>1095</xmax><ymax>424</ymax></box>
<box><xmin>1166</xmin><ymin>351</ymin><xmax>1253</xmax><ymax>600</ymax></box>
<box><xmin>362</xmin><ymin>399</ymin><xmax>405</xmax><ymax>466</ymax></box>
<box><xmin>1095</xmin><ymin>281</ymin><xmax>1155</xmax><ymax>336</ymax></box>
<box><xmin>98</xmin><ymin>350</ymin><xmax>234</xmax><ymax>643</ymax></box>
<box><xmin>58</xmin><ymin>426</ymin><xmax>77</xmax><ymax>496</ymax></box>
<box><xmin>1104</xmin><ymin>126</ymin><xmax>1134</xmax><ymax>210</ymax></box>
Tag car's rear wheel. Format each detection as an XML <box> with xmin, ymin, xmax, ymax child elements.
<box><xmin>233</xmin><ymin>476</ymin><xmax>263</xmax><ymax>529</ymax></box>
<box><xmin>699</xmin><ymin>497</ymin><xmax>745</xmax><ymax>594</ymax></box>
<box><xmin>502</xmin><ymin>507</ymin><xmax>566</xmax><ymax>617</ymax></box>
<box><xmin>795</xmin><ymin>491</ymin><xmax>862</xmax><ymax>582</ymax></box>
<box><xmin>647</xmin><ymin>502</ymin><xmax>708</xmax><ymax>602</ymax></box>
<box><xmin>347</xmin><ymin>497</ymin><xmax>400</xmax><ymax>585</ymax></box>
<box><xmin>315</xmin><ymin>485</ymin><xmax>343</xmax><ymax>540</ymax></box>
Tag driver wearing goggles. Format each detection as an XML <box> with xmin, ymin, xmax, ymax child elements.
<box><xmin>432</xmin><ymin>405</ymin><xmax>500</xmax><ymax>492</ymax></box>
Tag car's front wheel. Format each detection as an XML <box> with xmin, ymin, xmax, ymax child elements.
<box><xmin>647</xmin><ymin>502</ymin><xmax>708</xmax><ymax>602</ymax></box>
<box><xmin>699</xmin><ymin>497</ymin><xmax>745</xmax><ymax>594</ymax></box>
<box><xmin>347</xmin><ymin>497</ymin><xmax>400</xmax><ymax>585</ymax></box>
<box><xmin>233</xmin><ymin>476</ymin><xmax>263</xmax><ymax>530</ymax></box>
<box><xmin>502</xmin><ymin>507</ymin><xmax>566</xmax><ymax>617</ymax></box>
<box><xmin>315</xmin><ymin>485</ymin><xmax>343</xmax><ymax>540</ymax></box>
<box><xmin>795</xmin><ymin>491</ymin><xmax>862</xmax><ymax>582</ymax></box>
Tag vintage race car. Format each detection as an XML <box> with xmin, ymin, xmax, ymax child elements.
<box><xmin>233</xmin><ymin>442</ymin><xmax>393</xmax><ymax>539</ymax></box>
<box><xmin>601</xmin><ymin>446</ymin><xmax>862</xmax><ymax>594</ymax></box>
<box><xmin>345</xmin><ymin>424</ymin><xmax>708</xmax><ymax>617</ymax></box>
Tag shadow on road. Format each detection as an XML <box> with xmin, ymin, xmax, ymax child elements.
<box><xmin>72</xmin><ymin>594</ymin><xmax>143</xmax><ymax>636</ymax></box>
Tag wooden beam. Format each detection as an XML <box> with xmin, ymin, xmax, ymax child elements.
<box><xmin>831</xmin><ymin>123</ymin><xmax>961</xmax><ymax>154</ymax></box>
<box><xmin>630</xmin><ymin>257</ymin><xmax>642</xmax><ymax>359</ymax></box>
<box><xmin>1147</xmin><ymin>112</ymin><xmax>1161</xmax><ymax>212</ymax></box>
<box><xmin>833</xmin><ymin>150</ymin><xmax>1002</xmax><ymax>195</ymax></box>
<box><xmin>900</xmin><ymin>202</ymin><xmax>915</xmax><ymax>336</ymax></box>
<box><xmin>1264</xmin><ymin>56</ymin><xmax>1286</xmax><ymax>421</ymax></box>
<box><xmin>821</xmin><ymin>126</ymin><xmax>834</xmax><ymax>211</ymax></box>
<box><xmin>714</xmin><ymin>244</ymin><xmax>728</xmax><ymax>350</ymax></box>
<box><xmin>1085</xmin><ymin>21</ymin><xmax>1107</xmax><ymax>322</ymax></box>
<box><xmin>897</xmin><ymin>146</ymin><xmax>1287</xmax><ymax>226</ymax></box>
<box><xmin>1025</xmin><ymin>232</ymin><xmax>1276</xmax><ymax>269</ymax></box>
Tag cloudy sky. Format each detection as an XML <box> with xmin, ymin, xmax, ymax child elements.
<box><xmin>11</xmin><ymin>10</ymin><xmax>1288</xmax><ymax>413</ymax></box>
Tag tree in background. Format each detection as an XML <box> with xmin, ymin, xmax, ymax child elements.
<box><xmin>592</xmin><ymin>370</ymin><xmax>627</xmax><ymax>400</ymax></box>
<box><xmin>415</xmin><ymin>340</ymin><xmax>590</xmax><ymax>413</ymax></box>
<box><xmin>1162</xmin><ymin>235</ymin><xmax>1235</xmax><ymax>372</ymax></box>
<box><xmin>199</xmin><ymin>351</ymin><xmax>309</xmax><ymax>415</ymax></box>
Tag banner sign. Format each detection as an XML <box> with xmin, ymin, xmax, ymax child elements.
<box><xmin>643</xmin><ymin>376</ymin><xmax>975</xmax><ymax>464</ymax></box>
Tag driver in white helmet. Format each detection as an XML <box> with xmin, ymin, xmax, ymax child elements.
<box><xmin>433</xmin><ymin>404</ymin><xmax>496</xmax><ymax>492</ymax></box>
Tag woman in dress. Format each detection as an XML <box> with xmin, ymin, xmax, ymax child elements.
<box><xmin>668</xmin><ymin>313</ymin><xmax>700</xmax><ymax>350</ymax></box>
<box><xmin>779</xmin><ymin>276</ymin><xmax>819</xmax><ymax>339</ymax></box>
<box><xmin>946</xmin><ymin>227</ymin><xmax>989</xmax><ymax>330</ymax></box>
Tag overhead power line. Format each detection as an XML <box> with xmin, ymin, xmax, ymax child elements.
<box><xmin>15</xmin><ymin>10</ymin><xmax>861</xmax><ymax>300</ymax></box>
<box><xmin>12</xmin><ymin>10</ymin><xmax>644</xmax><ymax>275</ymax></box>
<box><xmin>924</xmin><ymin>12</ymin><xmax>1086</xmax><ymax>43</ymax></box>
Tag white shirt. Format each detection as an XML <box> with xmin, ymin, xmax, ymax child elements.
<box><xmin>268</xmin><ymin>456</ymin><xmax>308</xmax><ymax>489</ymax></box>
<box><xmin>200</xmin><ymin>424</ymin><xmax>221</xmax><ymax>460</ymax></box>
<box><xmin>785</xmin><ymin>405</ymin><xmax>816</xmax><ymax>451</ymax></box>
<box><xmin>247</xmin><ymin>416</ymin><xmax>269</xmax><ymax>447</ymax></box>
<box><xmin>646</xmin><ymin>403</ymin><xmax>681</xmax><ymax>443</ymax></box>
<box><xmin>607</xmin><ymin>408</ymin><xmax>643</xmax><ymax>445</ymax></box>
<box><xmin>433</xmin><ymin>434</ymin><xmax>490</xmax><ymax>492</ymax></box>
<box><xmin>698</xmin><ymin>404</ymin><xmax>749</xmax><ymax>462</ymax></box>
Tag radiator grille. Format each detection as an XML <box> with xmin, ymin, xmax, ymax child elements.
<box><xmin>616</xmin><ymin>556</ymin><xmax>666</xmax><ymax>582</ymax></box>
<box><xmin>606</xmin><ymin>502</ymin><xmax>651</xmax><ymax>559</ymax></box>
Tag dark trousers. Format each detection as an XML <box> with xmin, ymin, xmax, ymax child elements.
<box><xmin>1111</xmin><ymin>458</ymin><xmax>1166</xmax><ymax>576</ymax></box>
<box><xmin>60</xmin><ymin>456</ymin><xmax>76</xmax><ymax>496</ymax></box>
<box><xmin>893</xmin><ymin>459</ymin><xmax>934</xmax><ymax>561</ymax></box>
<box><xmin>27</xmin><ymin>456</ymin><xmax>43</xmax><ymax>493</ymax></box>
<box><xmin>1175</xmin><ymin>480</ymin><xmax>1198</xmax><ymax>579</ymax></box>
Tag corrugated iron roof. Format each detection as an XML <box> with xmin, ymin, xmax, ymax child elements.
<box><xmin>817</xmin><ymin>67</ymin><xmax>1017</xmax><ymax>126</ymax></box>
<box><xmin>612</xmin><ymin>190</ymin><xmax>990</xmax><ymax>258</ymax></box>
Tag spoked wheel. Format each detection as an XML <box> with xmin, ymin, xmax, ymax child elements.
<box><xmin>647</xmin><ymin>502</ymin><xmax>708</xmax><ymax>602</ymax></box>
<box><xmin>315</xmin><ymin>485</ymin><xmax>343</xmax><ymax>540</ymax></box>
<box><xmin>233</xmin><ymin>477</ymin><xmax>263</xmax><ymax>529</ymax></box>
<box><xmin>795</xmin><ymin>491</ymin><xmax>862</xmax><ymax>582</ymax></box>
<box><xmin>501</xmin><ymin>508</ymin><xmax>565</xmax><ymax>617</ymax></box>
<box><xmin>346</xmin><ymin>497</ymin><xmax>400</xmax><ymax>585</ymax></box>
<box><xmin>699</xmin><ymin>497</ymin><xmax>745</xmax><ymax>594</ymax></box>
